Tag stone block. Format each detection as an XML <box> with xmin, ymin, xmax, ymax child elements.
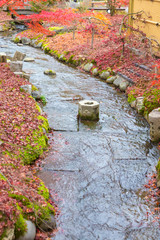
<box><xmin>21</xmin><ymin>37</ymin><xmax>31</xmax><ymax>45</ymax></box>
<box><xmin>20</xmin><ymin>85</ymin><xmax>32</xmax><ymax>95</ymax></box>
<box><xmin>119</xmin><ymin>80</ymin><xmax>129</xmax><ymax>92</ymax></box>
<box><xmin>136</xmin><ymin>97</ymin><xmax>144</xmax><ymax>113</ymax></box>
<box><xmin>2</xmin><ymin>228</ymin><xmax>15</xmax><ymax>240</ymax></box>
<box><xmin>113</xmin><ymin>76</ymin><xmax>123</xmax><ymax>87</ymax></box>
<box><xmin>78</xmin><ymin>100</ymin><xmax>99</xmax><ymax>121</ymax></box>
<box><xmin>83</xmin><ymin>63</ymin><xmax>93</xmax><ymax>72</ymax></box>
<box><xmin>92</xmin><ymin>68</ymin><xmax>98</xmax><ymax>76</ymax></box>
<box><xmin>13</xmin><ymin>51</ymin><xmax>26</xmax><ymax>61</ymax></box>
<box><xmin>17</xmin><ymin>220</ymin><xmax>36</xmax><ymax>240</ymax></box>
<box><xmin>0</xmin><ymin>52</ymin><xmax>7</xmax><ymax>62</ymax></box>
<box><xmin>99</xmin><ymin>71</ymin><xmax>110</xmax><ymax>80</ymax></box>
<box><xmin>106</xmin><ymin>76</ymin><xmax>117</xmax><ymax>84</ymax></box>
<box><xmin>149</xmin><ymin>108</ymin><xmax>160</xmax><ymax>141</ymax></box>
<box><xmin>10</xmin><ymin>61</ymin><xmax>23</xmax><ymax>72</ymax></box>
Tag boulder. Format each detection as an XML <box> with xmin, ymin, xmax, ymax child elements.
<box><xmin>13</xmin><ymin>51</ymin><xmax>26</xmax><ymax>61</ymax></box>
<box><xmin>99</xmin><ymin>71</ymin><xmax>110</xmax><ymax>80</ymax></box>
<box><xmin>32</xmin><ymin>90</ymin><xmax>41</xmax><ymax>100</ymax></box>
<box><xmin>92</xmin><ymin>68</ymin><xmax>98</xmax><ymax>76</ymax></box>
<box><xmin>135</xmin><ymin>97</ymin><xmax>144</xmax><ymax>113</ymax></box>
<box><xmin>2</xmin><ymin>228</ymin><xmax>15</xmax><ymax>240</ymax></box>
<box><xmin>10</xmin><ymin>61</ymin><xmax>23</xmax><ymax>72</ymax></box>
<box><xmin>21</xmin><ymin>37</ymin><xmax>31</xmax><ymax>45</ymax></box>
<box><xmin>20</xmin><ymin>85</ymin><xmax>32</xmax><ymax>95</ymax></box>
<box><xmin>24</xmin><ymin>58</ymin><xmax>35</xmax><ymax>62</ymax></box>
<box><xmin>39</xmin><ymin>214</ymin><xmax>56</xmax><ymax>231</ymax></box>
<box><xmin>83</xmin><ymin>63</ymin><xmax>93</xmax><ymax>72</ymax></box>
<box><xmin>119</xmin><ymin>80</ymin><xmax>129</xmax><ymax>92</ymax></box>
<box><xmin>106</xmin><ymin>76</ymin><xmax>117</xmax><ymax>84</ymax></box>
<box><xmin>113</xmin><ymin>76</ymin><xmax>124</xmax><ymax>87</ymax></box>
<box><xmin>17</xmin><ymin>220</ymin><xmax>36</xmax><ymax>240</ymax></box>
<box><xmin>149</xmin><ymin>108</ymin><xmax>160</xmax><ymax>141</ymax></box>
<box><xmin>0</xmin><ymin>52</ymin><xmax>7</xmax><ymax>63</ymax></box>
<box><xmin>44</xmin><ymin>69</ymin><xmax>56</xmax><ymax>76</ymax></box>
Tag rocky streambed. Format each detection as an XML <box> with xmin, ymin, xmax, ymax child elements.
<box><xmin>1</xmin><ymin>33</ymin><xmax>160</xmax><ymax>240</ymax></box>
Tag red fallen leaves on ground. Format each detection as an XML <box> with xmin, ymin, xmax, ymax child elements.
<box><xmin>16</xmin><ymin>11</ymin><xmax>156</xmax><ymax>98</ymax></box>
<box><xmin>0</xmin><ymin>64</ymin><xmax>57</xmax><ymax>239</ymax></box>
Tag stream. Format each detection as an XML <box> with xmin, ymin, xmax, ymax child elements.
<box><xmin>1</xmin><ymin>33</ymin><xmax>160</xmax><ymax>240</ymax></box>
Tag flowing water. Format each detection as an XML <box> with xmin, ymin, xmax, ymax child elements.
<box><xmin>1</xmin><ymin>34</ymin><xmax>160</xmax><ymax>240</ymax></box>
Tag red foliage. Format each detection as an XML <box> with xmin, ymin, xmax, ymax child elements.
<box><xmin>0</xmin><ymin>64</ymin><xmax>56</xmax><ymax>239</ymax></box>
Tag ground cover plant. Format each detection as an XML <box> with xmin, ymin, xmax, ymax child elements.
<box><xmin>15</xmin><ymin>8</ymin><xmax>158</xmax><ymax>112</ymax></box>
<box><xmin>0</xmin><ymin>64</ymin><xmax>56</xmax><ymax>239</ymax></box>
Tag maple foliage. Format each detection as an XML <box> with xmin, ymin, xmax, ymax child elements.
<box><xmin>0</xmin><ymin>64</ymin><xmax>56</xmax><ymax>239</ymax></box>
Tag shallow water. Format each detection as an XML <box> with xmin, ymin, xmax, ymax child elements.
<box><xmin>1</xmin><ymin>35</ymin><xmax>160</xmax><ymax>240</ymax></box>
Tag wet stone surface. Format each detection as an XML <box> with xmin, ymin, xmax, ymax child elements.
<box><xmin>1</xmin><ymin>34</ymin><xmax>160</xmax><ymax>240</ymax></box>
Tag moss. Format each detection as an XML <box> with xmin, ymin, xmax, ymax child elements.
<box><xmin>49</xmin><ymin>26</ymin><xmax>63</xmax><ymax>31</ymax></box>
<box><xmin>38</xmin><ymin>115</ymin><xmax>49</xmax><ymax>133</ymax></box>
<box><xmin>15</xmin><ymin>114</ymin><xmax>49</xmax><ymax>164</ymax></box>
<box><xmin>44</xmin><ymin>47</ymin><xmax>50</xmax><ymax>54</ymax></box>
<box><xmin>32</xmin><ymin>85</ymin><xmax>38</xmax><ymax>92</ymax></box>
<box><xmin>128</xmin><ymin>91</ymin><xmax>136</xmax><ymax>104</ymax></box>
<box><xmin>38</xmin><ymin>181</ymin><xmax>49</xmax><ymax>200</ymax></box>
<box><xmin>15</xmin><ymin>213</ymin><xmax>27</xmax><ymax>238</ymax></box>
<box><xmin>0</xmin><ymin>173</ymin><xmax>7</xmax><ymax>181</ymax></box>
<box><xmin>143</xmin><ymin>88</ymin><xmax>160</xmax><ymax>114</ymax></box>
<box><xmin>14</xmin><ymin>37</ymin><xmax>20</xmax><ymax>43</ymax></box>
<box><xmin>19</xmin><ymin>128</ymin><xmax>48</xmax><ymax>165</ymax></box>
<box><xmin>156</xmin><ymin>159</ymin><xmax>160</xmax><ymax>178</ymax></box>
<box><xmin>36</xmin><ymin>104</ymin><xmax>42</xmax><ymax>113</ymax></box>
<box><xmin>10</xmin><ymin>192</ymin><xmax>55</xmax><ymax>224</ymax></box>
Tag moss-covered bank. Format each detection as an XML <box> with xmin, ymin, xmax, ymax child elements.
<box><xmin>0</xmin><ymin>64</ymin><xmax>55</xmax><ymax>239</ymax></box>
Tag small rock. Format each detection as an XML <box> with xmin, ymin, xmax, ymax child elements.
<box><xmin>113</xmin><ymin>76</ymin><xmax>124</xmax><ymax>87</ymax></box>
<box><xmin>17</xmin><ymin>43</ymin><xmax>23</xmax><ymax>46</ymax></box>
<box><xmin>59</xmin><ymin>54</ymin><xmax>65</xmax><ymax>61</ymax></box>
<box><xmin>10</xmin><ymin>61</ymin><xmax>23</xmax><ymax>72</ymax></box>
<box><xmin>35</xmin><ymin>42</ymin><xmax>42</xmax><ymax>48</ymax></box>
<box><xmin>13</xmin><ymin>51</ymin><xmax>26</xmax><ymax>61</ymax></box>
<box><xmin>92</xmin><ymin>68</ymin><xmax>98</xmax><ymax>76</ymax></box>
<box><xmin>24</xmin><ymin>57</ymin><xmax>35</xmax><ymax>62</ymax></box>
<box><xmin>106</xmin><ymin>76</ymin><xmax>117</xmax><ymax>84</ymax></box>
<box><xmin>2</xmin><ymin>228</ymin><xmax>15</xmax><ymax>240</ymax></box>
<box><xmin>0</xmin><ymin>25</ymin><xmax>4</xmax><ymax>32</ymax></box>
<box><xmin>44</xmin><ymin>69</ymin><xmax>56</xmax><ymax>76</ymax></box>
<box><xmin>39</xmin><ymin>214</ymin><xmax>56</xmax><ymax>231</ymax></box>
<box><xmin>83</xmin><ymin>63</ymin><xmax>93</xmax><ymax>72</ymax></box>
<box><xmin>119</xmin><ymin>80</ymin><xmax>129</xmax><ymax>92</ymax></box>
<box><xmin>0</xmin><ymin>45</ymin><xmax>8</xmax><ymax>48</ymax></box>
<box><xmin>0</xmin><ymin>52</ymin><xmax>7</xmax><ymax>63</ymax></box>
<box><xmin>30</xmin><ymin>39</ymin><xmax>37</xmax><ymax>47</ymax></box>
<box><xmin>130</xmin><ymin>100</ymin><xmax>136</xmax><ymax>108</ymax></box>
<box><xmin>99</xmin><ymin>71</ymin><xmax>110</xmax><ymax>80</ymax></box>
<box><xmin>21</xmin><ymin>37</ymin><xmax>31</xmax><ymax>45</ymax></box>
<box><xmin>32</xmin><ymin>90</ymin><xmax>41</xmax><ymax>100</ymax></box>
<box><xmin>17</xmin><ymin>220</ymin><xmax>36</xmax><ymax>240</ymax></box>
<box><xmin>14</xmin><ymin>72</ymin><xmax>30</xmax><ymax>80</ymax></box>
<box><xmin>20</xmin><ymin>85</ymin><xmax>32</xmax><ymax>95</ymax></box>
